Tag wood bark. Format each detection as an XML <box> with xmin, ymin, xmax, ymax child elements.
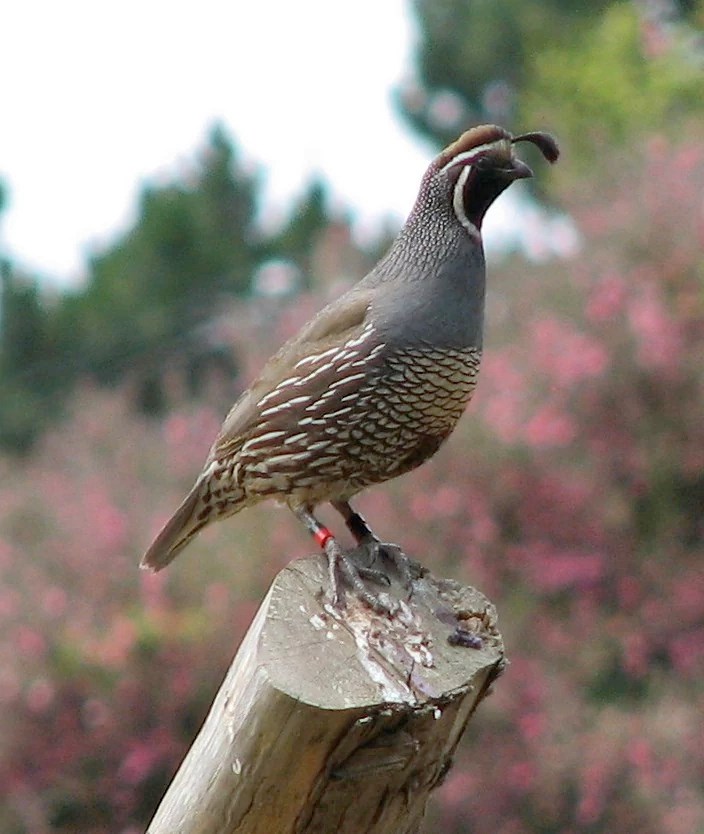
<box><xmin>145</xmin><ymin>553</ymin><xmax>505</xmax><ymax>834</ymax></box>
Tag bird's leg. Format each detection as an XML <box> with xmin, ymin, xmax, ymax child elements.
<box><xmin>292</xmin><ymin>505</ymin><xmax>394</xmax><ymax>615</ymax></box>
<box><xmin>331</xmin><ymin>500</ymin><xmax>421</xmax><ymax>589</ymax></box>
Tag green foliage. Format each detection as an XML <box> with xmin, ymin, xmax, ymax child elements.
<box><xmin>402</xmin><ymin>0</ymin><xmax>704</xmax><ymax>169</ymax></box>
<box><xmin>0</xmin><ymin>267</ymin><xmax>49</xmax><ymax>375</ymax></box>
<box><xmin>59</xmin><ymin>124</ymin><xmax>260</xmax><ymax>387</ymax></box>
<box><xmin>0</xmin><ymin>265</ymin><xmax>57</xmax><ymax>450</ymax></box>
<box><xmin>266</xmin><ymin>179</ymin><xmax>329</xmax><ymax>288</ymax></box>
<box><xmin>0</xmin><ymin>127</ymin><xmax>342</xmax><ymax>451</ymax></box>
<box><xmin>521</xmin><ymin>3</ymin><xmax>704</xmax><ymax>166</ymax></box>
<box><xmin>399</xmin><ymin>0</ymin><xmax>612</xmax><ymax>147</ymax></box>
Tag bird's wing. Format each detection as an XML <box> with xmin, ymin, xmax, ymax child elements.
<box><xmin>211</xmin><ymin>288</ymin><xmax>375</xmax><ymax>460</ymax></box>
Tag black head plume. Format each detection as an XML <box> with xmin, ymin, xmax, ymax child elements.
<box><xmin>511</xmin><ymin>131</ymin><xmax>560</xmax><ymax>164</ymax></box>
<box><xmin>428</xmin><ymin>125</ymin><xmax>560</xmax><ymax>234</ymax></box>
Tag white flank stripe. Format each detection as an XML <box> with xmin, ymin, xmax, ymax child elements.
<box><xmin>308</xmin><ymin>440</ymin><xmax>332</xmax><ymax>451</ymax></box>
<box><xmin>295</xmin><ymin>361</ymin><xmax>335</xmax><ymax>386</ymax></box>
<box><xmin>284</xmin><ymin>432</ymin><xmax>308</xmax><ymax>445</ymax></box>
<box><xmin>344</xmin><ymin>323</ymin><xmax>374</xmax><ymax>348</ymax></box>
<box><xmin>329</xmin><ymin>372</ymin><xmax>366</xmax><ymax>390</ymax></box>
<box><xmin>310</xmin><ymin>455</ymin><xmax>338</xmax><ymax>467</ymax></box>
<box><xmin>244</xmin><ymin>430</ymin><xmax>286</xmax><ymax>447</ymax></box>
<box><xmin>257</xmin><ymin>376</ymin><xmax>303</xmax><ymax>407</ymax></box>
<box><xmin>298</xmin><ymin>417</ymin><xmax>314</xmax><ymax>426</ymax></box>
<box><xmin>265</xmin><ymin>453</ymin><xmax>298</xmax><ymax>466</ymax></box>
<box><xmin>327</xmin><ymin>406</ymin><xmax>354</xmax><ymax>418</ymax></box>
<box><xmin>294</xmin><ymin>347</ymin><xmax>339</xmax><ymax>369</ymax></box>
<box><xmin>261</xmin><ymin>395</ymin><xmax>311</xmax><ymax>417</ymax></box>
<box><xmin>275</xmin><ymin>375</ymin><xmax>302</xmax><ymax>390</ymax></box>
<box><xmin>200</xmin><ymin>460</ymin><xmax>219</xmax><ymax>481</ymax></box>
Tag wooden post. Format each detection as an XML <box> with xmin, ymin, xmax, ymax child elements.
<box><xmin>145</xmin><ymin>554</ymin><xmax>505</xmax><ymax>834</ymax></box>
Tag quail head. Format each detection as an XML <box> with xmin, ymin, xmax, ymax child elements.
<box><xmin>141</xmin><ymin>124</ymin><xmax>559</xmax><ymax>611</ymax></box>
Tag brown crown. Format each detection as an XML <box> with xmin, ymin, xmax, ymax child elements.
<box><xmin>436</xmin><ymin>124</ymin><xmax>560</xmax><ymax>169</ymax></box>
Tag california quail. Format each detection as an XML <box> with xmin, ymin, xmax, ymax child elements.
<box><xmin>141</xmin><ymin>124</ymin><xmax>559</xmax><ymax>610</ymax></box>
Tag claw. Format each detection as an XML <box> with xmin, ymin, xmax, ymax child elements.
<box><xmin>324</xmin><ymin>538</ymin><xmax>396</xmax><ymax>615</ymax></box>
<box><xmin>330</xmin><ymin>500</ymin><xmax>422</xmax><ymax>591</ymax></box>
<box><xmin>361</xmin><ymin>537</ymin><xmax>423</xmax><ymax>590</ymax></box>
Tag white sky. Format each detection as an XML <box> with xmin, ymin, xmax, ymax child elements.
<box><xmin>1</xmin><ymin>0</ymin><xmax>573</xmax><ymax>286</ymax></box>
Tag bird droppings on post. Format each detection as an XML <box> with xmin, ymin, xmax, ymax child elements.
<box><xmin>308</xmin><ymin>613</ymin><xmax>326</xmax><ymax>630</ymax></box>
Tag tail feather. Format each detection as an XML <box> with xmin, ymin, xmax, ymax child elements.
<box><xmin>140</xmin><ymin>485</ymin><xmax>206</xmax><ymax>572</ymax></box>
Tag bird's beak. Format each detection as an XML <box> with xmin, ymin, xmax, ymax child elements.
<box><xmin>505</xmin><ymin>158</ymin><xmax>534</xmax><ymax>180</ymax></box>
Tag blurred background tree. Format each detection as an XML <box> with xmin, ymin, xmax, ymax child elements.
<box><xmin>0</xmin><ymin>126</ymin><xmax>355</xmax><ymax>448</ymax></box>
<box><xmin>1</xmin><ymin>1</ymin><xmax>703</xmax><ymax>833</ymax></box>
<box><xmin>399</xmin><ymin>0</ymin><xmax>704</xmax><ymax>150</ymax></box>
<box><xmin>397</xmin><ymin>0</ymin><xmax>613</xmax><ymax>144</ymax></box>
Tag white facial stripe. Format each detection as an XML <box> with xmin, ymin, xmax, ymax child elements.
<box><xmin>452</xmin><ymin>166</ymin><xmax>480</xmax><ymax>238</ymax></box>
<box><xmin>440</xmin><ymin>142</ymin><xmax>497</xmax><ymax>173</ymax></box>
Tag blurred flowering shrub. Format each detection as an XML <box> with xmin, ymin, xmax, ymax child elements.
<box><xmin>1</xmin><ymin>131</ymin><xmax>703</xmax><ymax>833</ymax></box>
<box><xmin>424</xmin><ymin>130</ymin><xmax>704</xmax><ymax>834</ymax></box>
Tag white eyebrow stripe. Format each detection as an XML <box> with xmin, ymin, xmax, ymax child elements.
<box><xmin>440</xmin><ymin>142</ymin><xmax>496</xmax><ymax>173</ymax></box>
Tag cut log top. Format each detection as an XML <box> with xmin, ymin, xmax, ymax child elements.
<box><xmin>146</xmin><ymin>553</ymin><xmax>505</xmax><ymax>834</ymax></box>
<box><xmin>264</xmin><ymin>556</ymin><xmax>503</xmax><ymax>709</ymax></box>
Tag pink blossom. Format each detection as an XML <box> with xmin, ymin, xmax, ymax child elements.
<box><xmin>511</xmin><ymin>544</ymin><xmax>605</xmax><ymax>592</ymax></box>
<box><xmin>531</xmin><ymin>316</ymin><xmax>609</xmax><ymax>387</ymax></box>
<box><xmin>621</xmin><ymin>632</ymin><xmax>650</xmax><ymax>678</ymax></box>
<box><xmin>616</xmin><ymin>576</ymin><xmax>642</xmax><ymax>610</ymax></box>
<box><xmin>42</xmin><ymin>586</ymin><xmax>68</xmax><ymax>618</ymax></box>
<box><xmin>119</xmin><ymin>742</ymin><xmax>162</xmax><ymax>786</ymax></box>
<box><xmin>16</xmin><ymin>626</ymin><xmax>46</xmax><ymax>659</ymax></box>
<box><xmin>0</xmin><ymin>587</ymin><xmax>21</xmax><ymax>620</ymax></box>
<box><xmin>25</xmin><ymin>677</ymin><xmax>54</xmax><ymax>713</ymax></box>
<box><xmin>628</xmin><ymin>286</ymin><xmax>682</xmax><ymax>372</ymax></box>
<box><xmin>523</xmin><ymin>405</ymin><xmax>576</xmax><ymax>448</ymax></box>
<box><xmin>669</xmin><ymin>630</ymin><xmax>704</xmax><ymax>678</ymax></box>
<box><xmin>479</xmin><ymin>352</ymin><xmax>528</xmax><ymax>444</ymax></box>
<box><xmin>506</xmin><ymin>760</ymin><xmax>537</xmax><ymax>793</ymax></box>
<box><xmin>517</xmin><ymin>711</ymin><xmax>544</xmax><ymax>742</ymax></box>
<box><xmin>586</xmin><ymin>273</ymin><xmax>627</xmax><ymax>322</ymax></box>
<box><xmin>98</xmin><ymin>616</ymin><xmax>138</xmax><ymax>667</ymax></box>
<box><xmin>439</xmin><ymin>769</ymin><xmax>477</xmax><ymax>807</ymax></box>
<box><xmin>163</xmin><ymin>413</ymin><xmax>190</xmax><ymax>447</ymax></box>
<box><xmin>82</xmin><ymin>698</ymin><xmax>112</xmax><ymax>729</ymax></box>
<box><xmin>627</xmin><ymin>737</ymin><xmax>654</xmax><ymax>772</ymax></box>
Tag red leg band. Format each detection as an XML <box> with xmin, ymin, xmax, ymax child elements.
<box><xmin>314</xmin><ymin>526</ymin><xmax>333</xmax><ymax>549</ymax></box>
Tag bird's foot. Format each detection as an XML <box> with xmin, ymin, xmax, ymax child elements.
<box><xmin>324</xmin><ymin>537</ymin><xmax>396</xmax><ymax>616</ymax></box>
<box><xmin>329</xmin><ymin>502</ymin><xmax>423</xmax><ymax>591</ymax></box>
<box><xmin>358</xmin><ymin>536</ymin><xmax>424</xmax><ymax>590</ymax></box>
